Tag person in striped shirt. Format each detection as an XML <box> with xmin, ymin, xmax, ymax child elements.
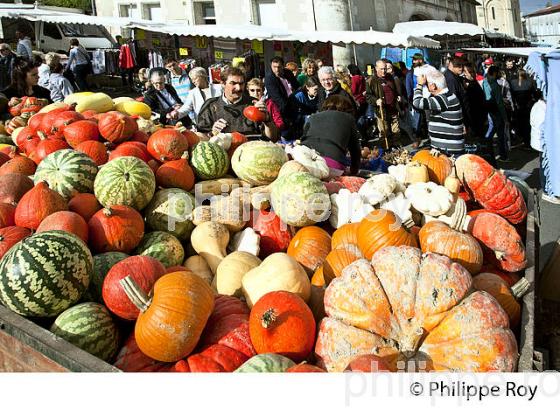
<box><xmin>165</xmin><ymin>59</ymin><xmax>192</xmax><ymax>104</ymax></box>
<box><xmin>412</xmin><ymin>71</ymin><xmax>464</xmax><ymax>155</ymax></box>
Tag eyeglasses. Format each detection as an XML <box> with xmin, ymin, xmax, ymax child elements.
<box><xmin>152</xmin><ymin>81</ymin><xmax>165</xmax><ymax>85</ymax></box>
<box><xmin>320</xmin><ymin>77</ymin><xmax>334</xmax><ymax>83</ymax></box>
<box><xmin>248</xmin><ymin>88</ymin><xmax>262</xmax><ymax>93</ymax></box>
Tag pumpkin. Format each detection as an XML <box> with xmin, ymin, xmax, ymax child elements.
<box><xmin>331</xmin><ymin>176</ymin><xmax>366</xmax><ymax>193</ymax></box>
<box><xmin>455</xmin><ymin>154</ymin><xmax>527</xmax><ymax>225</ymax></box>
<box><xmin>14</xmin><ymin>181</ymin><xmax>68</xmax><ymax>230</ymax></box>
<box><xmin>472</xmin><ymin>273</ymin><xmax>531</xmax><ymax>328</ymax></box>
<box><xmin>227</xmin><ymin>132</ymin><xmax>247</xmax><ymax>157</ymax></box>
<box><xmin>249</xmin><ymin>290</ymin><xmax>316</xmax><ymax>362</ymax></box>
<box><xmin>289</xmin><ymin>144</ymin><xmax>329</xmax><ymax>180</ymax></box>
<box><xmin>27</xmin><ymin>112</ymin><xmax>46</xmax><ymax>132</ymax></box>
<box><xmin>97</xmin><ymin>111</ymin><xmax>138</xmax><ymax>144</ymax></box>
<box><xmin>242</xmin><ymin>105</ymin><xmax>267</xmax><ymax>123</ymax></box>
<box><xmin>330</xmin><ymin>188</ymin><xmax>374</xmax><ymax>228</ymax></box>
<box><xmin>242</xmin><ymin>253</ymin><xmax>311</xmax><ymax>308</ymax></box>
<box><xmin>14</xmin><ymin>126</ymin><xmax>38</xmax><ymax>153</ymax></box>
<box><xmin>357</xmin><ymin>210</ymin><xmax>418</xmax><ymax>260</ymax></box>
<box><xmin>147</xmin><ymin>128</ymin><xmax>189</xmax><ymax>162</ymax></box>
<box><xmin>114</xmin><ymin>334</ymin><xmax>171</xmax><ymax>372</ymax></box>
<box><xmin>5</xmin><ymin>116</ymin><xmax>27</xmax><ymax>135</ymax></box>
<box><xmin>468</xmin><ymin>212</ymin><xmax>527</xmax><ymax>272</ymax></box>
<box><xmin>277</xmin><ymin>160</ymin><xmax>308</xmax><ymax>179</ymax></box>
<box><xmin>412</xmin><ymin>149</ymin><xmax>452</xmax><ymax>185</ymax></box>
<box><xmin>0</xmin><ymin>156</ymin><xmax>37</xmax><ymax>176</ymax></box>
<box><xmin>0</xmin><ymin>173</ymin><xmax>34</xmax><ymax>205</ymax></box>
<box><xmin>131</xmin><ymin>130</ymin><xmax>150</xmax><ymax>144</ymax></box>
<box><xmin>286</xmin><ymin>363</ymin><xmax>327</xmax><ymax>372</ymax></box>
<box><xmin>250</xmin><ymin>210</ymin><xmax>293</xmax><ymax>258</ymax></box>
<box><xmin>0</xmin><ymin>203</ymin><xmax>15</xmax><ymax>228</ymax></box>
<box><xmin>68</xmin><ymin>193</ymin><xmax>102</xmax><ymax>222</ymax></box>
<box><xmin>30</xmin><ymin>138</ymin><xmax>69</xmax><ymax>165</ymax></box>
<box><xmin>121</xmin><ymin>271</ymin><xmax>214</xmax><ymax>362</ymax></box>
<box><xmin>405</xmin><ymin>182</ymin><xmax>453</xmax><ymax>217</ymax></box>
<box><xmin>481</xmin><ymin>265</ymin><xmax>522</xmax><ymax>287</ymax></box>
<box><xmin>358</xmin><ymin>174</ymin><xmax>398</xmax><ymax>206</ymax></box>
<box><xmin>37</xmin><ymin>211</ymin><xmax>89</xmax><ymax>243</ymax></box>
<box><xmin>155</xmin><ymin>153</ymin><xmax>195</xmax><ymax>191</ymax></box>
<box><xmin>322</xmin><ymin>247</ymin><xmax>362</xmax><ymax>286</ymax></box>
<box><xmin>0</xmin><ymin>226</ymin><xmax>32</xmax><ymax>259</ymax></box>
<box><xmin>76</xmin><ymin>140</ymin><xmax>109</xmax><ymax>166</ymax></box>
<box><xmin>405</xmin><ymin>161</ymin><xmax>429</xmax><ymax>184</ymax></box>
<box><xmin>46</xmin><ymin>110</ymin><xmax>85</xmax><ymax>138</ymax></box>
<box><xmin>287</xmin><ymin>226</ymin><xmax>331</xmax><ymax>274</ymax></box>
<box><xmin>344</xmin><ymin>354</ymin><xmax>392</xmax><ymax>372</ymax></box>
<box><xmin>81</xmin><ymin>109</ymin><xmax>98</xmax><ymax>120</ymax></box>
<box><xmin>214</xmin><ymin>251</ymin><xmax>261</xmax><ymax>297</ymax></box>
<box><xmin>102</xmin><ymin>255</ymin><xmax>167</xmax><ymax>320</ymax></box>
<box><xmin>419</xmin><ymin>221</ymin><xmax>483</xmax><ymax>275</ymax></box>
<box><xmin>62</xmin><ymin>120</ymin><xmax>99</xmax><ymax>148</ymax></box>
<box><xmin>109</xmin><ymin>141</ymin><xmax>151</xmax><ymax>163</ymax></box>
<box><xmin>234</xmin><ymin>353</ymin><xmax>295</xmax><ymax>372</ymax></box>
<box><xmin>315</xmin><ymin>247</ymin><xmax>518</xmax><ymax>372</ymax></box>
<box><xmin>331</xmin><ymin>223</ymin><xmax>360</xmax><ymax>250</ymax></box>
<box><xmin>175</xmin><ymin>344</ymin><xmax>249</xmax><ymax>373</ymax></box>
<box><xmin>88</xmin><ymin>206</ymin><xmax>144</xmax><ymax>253</ymax></box>
<box><xmin>231</xmin><ymin>141</ymin><xmax>287</xmax><ymax>186</ymax></box>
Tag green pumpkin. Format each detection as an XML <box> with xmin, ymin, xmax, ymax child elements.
<box><xmin>234</xmin><ymin>354</ymin><xmax>295</xmax><ymax>373</ymax></box>
<box><xmin>231</xmin><ymin>141</ymin><xmax>288</xmax><ymax>186</ymax></box>
<box><xmin>144</xmin><ymin>188</ymin><xmax>195</xmax><ymax>241</ymax></box>
<box><xmin>0</xmin><ymin>231</ymin><xmax>92</xmax><ymax>317</ymax></box>
<box><xmin>135</xmin><ymin>231</ymin><xmax>184</xmax><ymax>268</ymax></box>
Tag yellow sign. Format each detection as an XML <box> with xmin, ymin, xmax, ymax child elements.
<box><xmin>252</xmin><ymin>40</ymin><xmax>264</xmax><ymax>54</ymax></box>
<box><xmin>152</xmin><ymin>38</ymin><xmax>161</xmax><ymax>47</ymax></box>
<box><xmin>232</xmin><ymin>57</ymin><xmax>245</xmax><ymax>68</ymax></box>
<box><xmin>196</xmin><ymin>36</ymin><xmax>208</xmax><ymax>49</ymax></box>
<box><xmin>135</xmin><ymin>29</ymin><xmax>145</xmax><ymax>40</ymax></box>
<box><xmin>214</xmin><ymin>50</ymin><xmax>224</xmax><ymax>60</ymax></box>
<box><xmin>179</xmin><ymin>48</ymin><xmax>189</xmax><ymax>56</ymax></box>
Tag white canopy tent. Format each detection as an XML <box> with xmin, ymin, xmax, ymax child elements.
<box><xmin>462</xmin><ymin>47</ymin><xmax>559</xmax><ymax>57</ymax></box>
<box><xmin>393</xmin><ymin>21</ymin><xmax>485</xmax><ymax>38</ymax></box>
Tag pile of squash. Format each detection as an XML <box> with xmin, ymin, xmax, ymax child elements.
<box><xmin>0</xmin><ymin>95</ymin><xmax>532</xmax><ymax>373</ymax></box>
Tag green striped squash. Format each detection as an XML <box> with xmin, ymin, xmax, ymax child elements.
<box><xmin>135</xmin><ymin>231</ymin><xmax>184</xmax><ymax>268</ymax></box>
<box><xmin>0</xmin><ymin>135</ymin><xmax>14</xmax><ymax>145</ymax></box>
<box><xmin>94</xmin><ymin>156</ymin><xmax>156</xmax><ymax>211</ymax></box>
<box><xmin>270</xmin><ymin>171</ymin><xmax>331</xmax><ymax>227</ymax></box>
<box><xmin>34</xmin><ymin>149</ymin><xmax>98</xmax><ymax>200</ymax></box>
<box><xmin>83</xmin><ymin>252</ymin><xmax>128</xmax><ymax>303</ymax></box>
<box><xmin>50</xmin><ymin>302</ymin><xmax>119</xmax><ymax>362</ymax></box>
<box><xmin>144</xmin><ymin>188</ymin><xmax>195</xmax><ymax>241</ymax></box>
<box><xmin>231</xmin><ymin>141</ymin><xmax>288</xmax><ymax>186</ymax></box>
<box><xmin>0</xmin><ymin>231</ymin><xmax>92</xmax><ymax>317</ymax></box>
<box><xmin>190</xmin><ymin>142</ymin><xmax>229</xmax><ymax>180</ymax></box>
<box><xmin>234</xmin><ymin>353</ymin><xmax>295</xmax><ymax>373</ymax></box>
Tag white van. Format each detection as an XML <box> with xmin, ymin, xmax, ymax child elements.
<box><xmin>1</xmin><ymin>17</ymin><xmax>115</xmax><ymax>54</ymax></box>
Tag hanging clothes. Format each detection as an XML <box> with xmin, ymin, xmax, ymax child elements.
<box><xmin>119</xmin><ymin>44</ymin><xmax>136</xmax><ymax>70</ymax></box>
<box><xmin>92</xmin><ymin>50</ymin><xmax>106</xmax><ymax>75</ymax></box>
<box><xmin>148</xmin><ymin>51</ymin><xmax>164</xmax><ymax>70</ymax></box>
<box><xmin>542</xmin><ymin>50</ymin><xmax>560</xmax><ymax>197</ymax></box>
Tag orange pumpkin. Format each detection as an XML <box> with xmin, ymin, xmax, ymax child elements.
<box><xmin>76</xmin><ymin>140</ymin><xmax>109</xmax><ymax>166</ymax></box>
<box><xmin>14</xmin><ymin>181</ymin><xmax>68</xmax><ymax>230</ymax></box>
<box><xmin>68</xmin><ymin>193</ymin><xmax>102</xmax><ymax>222</ymax></box>
<box><xmin>322</xmin><ymin>247</ymin><xmax>362</xmax><ymax>286</ymax></box>
<box><xmin>287</xmin><ymin>226</ymin><xmax>331</xmax><ymax>274</ymax></box>
<box><xmin>331</xmin><ymin>223</ymin><xmax>359</xmax><ymax>250</ymax></box>
<box><xmin>472</xmin><ymin>273</ymin><xmax>530</xmax><ymax>328</ymax></box>
<box><xmin>315</xmin><ymin>246</ymin><xmax>517</xmax><ymax>372</ymax></box>
<box><xmin>121</xmin><ymin>271</ymin><xmax>214</xmax><ymax>362</ymax></box>
<box><xmin>0</xmin><ymin>156</ymin><xmax>37</xmax><ymax>176</ymax></box>
<box><xmin>155</xmin><ymin>153</ymin><xmax>195</xmax><ymax>191</ymax></box>
<box><xmin>36</xmin><ymin>211</ymin><xmax>89</xmax><ymax>243</ymax></box>
<box><xmin>88</xmin><ymin>206</ymin><xmax>144</xmax><ymax>253</ymax></box>
<box><xmin>418</xmin><ymin>221</ymin><xmax>483</xmax><ymax>274</ymax></box>
<box><xmin>311</xmin><ymin>267</ymin><xmax>326</xmax><ymax>287</ymax></box>
<box><xmin>249</xmin><ymin>290</ymin><xmax>315</xmax><ymax>362</ymax></box>
<box><xmin>344</xmin><ymin>354</ymin><xmax>393</xmax><ymax>372</ymax></box>
<box><xmin>286</xmin><ymin>363</ymin><xmax>326</xmax><ymax>373</ymax></box>
<box><xmin>357</xmin><ymin>210</ymin><xmax>418</xmax><ymax>260</ymax></box>
<box><xmin>412</xmin><ymin>149</ymin><xmax>452</xmax><ymax>185</ymax></box>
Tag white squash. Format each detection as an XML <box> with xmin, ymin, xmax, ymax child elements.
<box><xmin>190</xmin><ymin>222</ymin><xmax>230</xmax><ymax>274</ymax></box>
<box><xmin>358</xmin><ymin>173</ymin><xmax>397</xmax><ymax>206</ymax></box>
<box><xmin>388</xmin><ymin>164</ymin><xmax>407</xmax><ymax>184</ymax></box>
<box><xmin>242</xmin><ymin>253</ymin><xmax>311</xmax><ymax>308</ymax></box>
<box><xmin>136</xmin><ymin>117</ymin><xmax>157</xmax><ymax>135</ymax></box>
<box><xmin>329</xmin><ymin>189</ymin><xmax>373</xmax><ymax>228</ymax></box>
<box><xmin>405</xmin><ymin>181</ymin><xmax>453</xmax><ymax>217</ymax></box>
<box><xmin>380</xmin><ymin>192</ymin><xmax>414</xmax><ymax>228</ymax></box>
<box><xmin>183</xmin><ymin>255</ymin><xmax>213</xmax><ymax>285</ymax></box>
<box><xmin>214</xmin><ymin>251</ymin><xmax>261</xmax><ymax>297</ymax></box>
<box><xmin>289</xmin><ymin>144</ymin><xmax>330</xmax><ymax>180</ymax></box>
<box><xmin>228</xmin><ymin>227</ymin><xmax>261</xmax><ymax>256</ymax></box>
<box><xmin>405</xmin><ymin>161</ymin><xmax>429</xmax><ymax>184</ymax></box>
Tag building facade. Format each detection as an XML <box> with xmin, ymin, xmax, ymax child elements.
<box><xmin>524</xmin><ymin>4</ymin><xmax>560</xmax><ymax>47</ymax></box>
<box><xmin>95</xmin><ymin>0</ymin><xmax>479</xmax><ymax>65</ymax></box>
<box><xmin>476</xmin><ymin>0</ymin><xmax>523</xmax><ymax>38</ymax></box>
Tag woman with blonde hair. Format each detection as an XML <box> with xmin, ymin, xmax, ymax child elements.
<box><xmin>297</xmin><ymin>58</ymin><xmax>318</xmax><ymax>87</ymax></box>
<box><xmin>246</xmin><ymin>78</ymin><xmax>284</xmax><ymax>131</ymax></box>
<box><xmin>335</xmin><ymin>65</ymin><xmax>353</xmax><ymax>97</ymax></box>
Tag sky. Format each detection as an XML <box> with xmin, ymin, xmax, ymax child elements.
<box><xmin>520</xmin><ymin>0</ymin><xmax>560</xmax><ymax>13</ymax></box>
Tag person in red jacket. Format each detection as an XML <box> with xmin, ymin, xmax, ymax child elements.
<box><xmin>247</xmin><ymin>78</ymin><xmax>285</xmax><ymax>131</ymax></box>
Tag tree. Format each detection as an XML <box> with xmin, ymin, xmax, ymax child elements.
<box><xmin>39</xmin><ymin>0</ymin><xmax>93</xmax><ymax>13</ymax></box>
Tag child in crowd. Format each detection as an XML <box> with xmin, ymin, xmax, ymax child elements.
<box><xmin>48</xmin><ymin>63</ymin><xmax>74</xmax><ymax>102</ymax></box>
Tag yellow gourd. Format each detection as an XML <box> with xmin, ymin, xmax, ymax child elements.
<box><xmin>63</xmin><ymin>92</ymin><xmax>94</xmax><ymax>106</ymax></box>
<box><xmin>190</xmin><ymin>222</ymin><xmax>229</xmax><ymax>275</ymax></box>
<box><xmin>214</xmin><ymin>251</ymin><xmax>261</xmax><ymax>297</ymax></box>
<box><xmin>183</xmin><ymin>255</ymin><xmax>214</xmax><ymax>285</ymax></box>
<box><xmin>115</xmin><ymin>101</ymin><xmax>152</xmax><ymax>119</ymax></box>
<box><xmin>74</xmin><ymin>93</ymin><xmax>114</xmax><ymax>113</ymax></box>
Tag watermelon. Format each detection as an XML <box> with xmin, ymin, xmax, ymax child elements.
<box><xmin>83</xmin><ymin>252</ymin><xmax>128</xmax><ymax>303</ymax></box>
<box><xmin>190</xmin><ymin>142</ymin><xmax>229</xmax><ymax>180</ymax></box>
<box><xmin>34</xmin><ymin>149</ymin><xmax>98</xmax><ymax>200</ymax></box>
<box><xmin>144</xmin><ymin>188</ymin><xmax>195</xmax><ymax>240</ymax></box>
<box><xmin>135</xmin><ymin>231</ymin><xmax>184</xmax><ymax>268</ymax></box>
<box><xmin>94</xmin><ymin>156</ymin><xmax>156</xmax><ymax>210</ymax></box>
<box><xmin>270</xmin><ymin>171</ymin><xmax>331</xmax><ymax>227</ymax></box>
<box><xmin>234</xmin><ymin>353</ymin><xmax>295</xmax><ymax>373</ymax></box>
<box><xmin>50</xmin><ymin>302</ymin><xmax>119</xmax><ymax>362</ymax></box>
<box><xmin>0</xmin><ymin>231</ymin><xmax>92</xmax><ymax>317</ymax></box>
<box><xmin>231</xmin><ymin>141</ymin><xmax>287</xmax><ymax>186</ymax></box>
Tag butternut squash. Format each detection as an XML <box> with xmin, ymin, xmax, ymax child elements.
<box><xmin>214</xmin><ymin>251</ymin><xmax>261</xmax><ymax>297</ymax></box>
<box><xmin>190</xmin><ymin>222</ymin><xmax>229</xmax><ymax>274</ymax></box>
<box><xmin>183</xmin><ymin>255</ymin><xmax>213</xmax><ymax>285</ymax></box>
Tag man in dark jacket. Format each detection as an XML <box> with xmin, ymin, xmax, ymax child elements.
<box><xmin>264</xmin><ymin>56</ymin><xmax>299</xmax><ymax>117</ymax></box>
<box><xmin>0</xmin><ymin>44</ymin><xmax>16</xmax><ymax>91</ymax></box>
<box><xmin>444</xmin><ymin>57</ymin><xmax>471</xmax><ymax>130</ymax></box>
<box><xmin>316</xmin><ymin>65</ymin><xmax>357</xmax><ymax>113</ymax></box>
<box><xmin>143</xmin><ymin>69</ymin><xmax>190</xmax><ymax>126</ymax></box>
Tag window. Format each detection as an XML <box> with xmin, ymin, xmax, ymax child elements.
<box><xmin>143</xmin><ymin>3</ymin><xmax>163</xmax><ymax>21</ymax></box>
<box><xmin>59</xmin><ymin>24</ymin><xmax>107</xmax><ymax>38</ymax></box>
<box><xmin>254</xmin><ymin>0</ymin><xmax>277</xmax><ymax>26</ymax></box>
<box><xmin>202</xmin><ymin>2</ymin><xmax>216</xmax><ymax>25</ymax></box>
<box><xmin>119</xmin><ymin>4</ymin><xmax>141</xmax><ymax>19</ymax></box>
<box><xmin>43</xmin><ymin>22</ymin><xmax>62</xmax><ymax>40</ymax></box>
<box><xmin>491</xmin><ymin>7</ymin><xmax>496</xmax><ymax>20</ymax></box>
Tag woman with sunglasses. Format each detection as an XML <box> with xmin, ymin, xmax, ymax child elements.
<box><xmin>247</xmin><ymin>78</ymin><xmax>285</xmax><ymax>131</ymax></box>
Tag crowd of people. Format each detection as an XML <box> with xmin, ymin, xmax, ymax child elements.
<box><xmin>0</xmin><ymin>31</ymin><xmax>546</xmax><ymax>192</ymax></box>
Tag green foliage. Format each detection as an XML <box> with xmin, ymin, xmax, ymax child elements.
<box><xmin>40</xmin><ymin>0</ymin><xmax>93</xmax><ymax>13</ymax></box>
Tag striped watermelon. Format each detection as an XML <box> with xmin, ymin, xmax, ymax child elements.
<box><xmin>0</xmin><ymin>231</ymin><xmax>92</xmax><ymax>317</ymax></box>
<box><xmin>34</xmin><ymin>149</ymin><xmax>98</xmax><ymax>200</ymax></box>
<box><xmin>270</xmin><ymin>171</ymin><xmax>331</xmax><ymax>227</ymax></box>
<box><xmin>94</xmin><ymin>156</ymin><xmax>156</xmax><ymax>211</ymax></box>
<box><xmin>144</xmin><ymin>188</ymin><xmax>195</xmax><ymax>241</ymax></box>
<box><xmin>50</xmin><ymin>302</ymin><xmax>119</xmax><ymax>362</ymax></box>
<box><xmin>231</xmin><ymin>141</ymin><xmax>288</xmax><ymax>186</ymax></box>
<box><xmin>135</xmin><ymin>231</ymin><xmax>184</xmax><ymax>268</ymax></box>
<box><xmin>190</xmin><ymin>142</ymin><xmax>229</xmax><ymax>180</ymax></box>
<box><xmin>84</xmin><ymin>252</ymin><xmax>128</xmax><ymax>303</ymax></box>
<box><xmin>234</xmin><ymin>353</ymin><xmax>295</xmax><ymax>373</ymax></box>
